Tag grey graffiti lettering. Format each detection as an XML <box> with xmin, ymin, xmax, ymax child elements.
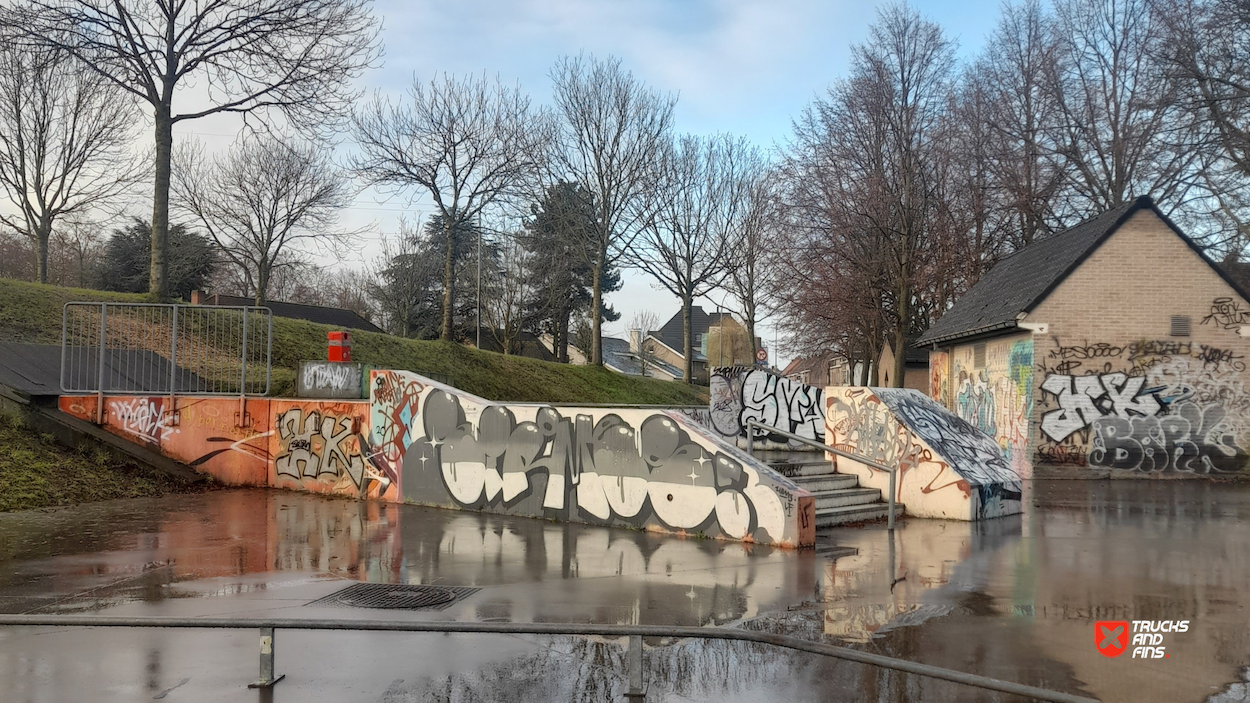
<box><xmin>405</xmin><ymin>390</ymin><xmax>788</xmax><ymax>541</ymax></box>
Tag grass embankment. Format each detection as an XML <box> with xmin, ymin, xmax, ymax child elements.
<box><xmin>0</xmin><ymin>414</ymin><xmax>208</xmax><ymax>512</ymax></box>
<box><xmin>0</xmin><ymin>278</ymin><xmax>707</xmax><ymax>404</ymax></box>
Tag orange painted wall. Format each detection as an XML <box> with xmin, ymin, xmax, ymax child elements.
<box><xmin>58</xmin><ymin>395</ymin><xmax>395</xmax><ymax>502</ymax></box>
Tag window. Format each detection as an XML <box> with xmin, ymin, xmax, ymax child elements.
<box><xmin>973</xmin><ymin>343</ymin><xmax>987</xmax><ymax>368</ymax></box>
<box><xmin>1170</xmin><ymin>315</ymin><xmax>1191</xmax><ymax>337</ymax></box>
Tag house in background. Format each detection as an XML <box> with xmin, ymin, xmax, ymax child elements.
<box><xmin>190</xmin><ymin>291</ymin><xmax>383</xmax><ymax>333</ymax></box>
<box><xmin>781</xmin><ymin>353</ymin><xmax>842</xmax><ymax>388</ymax></box>
<box><xmin>916</xmin><ymin>196</ymin><xmax>1250</xmax><ymax>479</ymax></box>
<box><xmin>877</xmin><ymin>339</ymin><xmax>929</xmax><ymax>391</ymax></box>
<box><xmin>639</xmin><ymin>306</ymin><xmax>753</xmax><ymax>384</ymax></box>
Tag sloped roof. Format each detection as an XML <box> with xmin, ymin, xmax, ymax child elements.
<box><xmin>653</xmin><ymin>306</ymin><xmax>733</xmax><ymax>357</ymax></box>
<box><xmin>602</xmin><ymin>336</ymin><xmax>683</xmax><ymax>379</ymax></box>
<box><xmin>916</xmin><ymin>196</ymin><xmax>1248</xmax><ymax>346</ymax></box>
<box><xmin>206</xmin><ymin>294</ymin><xmax>383</xmax><ymax>333</ymax></box>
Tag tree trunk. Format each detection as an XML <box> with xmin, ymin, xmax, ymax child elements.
<box><xmin>681</xmin><ymin>292</ymin><xmax>693</xmax><ymax>384</ymax></box>
<box><xmin>441</xmin><ymin>218</ymin><xmax>455</xmax><ymax>341</ymax></box>
<box><xmin>590</xmin><ymin>250</ymin><xmax>604</xmax><ymax>366</ymax></box>
<box><xmin>556</xmin><ymin>305</ymin><xmax>569</xmax><ymax>363</ymax></box>
<box><xmin>150</xmin><ymin>108</ymin><xmax>173</xmax><ymax>300</ymax></box>
<box><xmin>255</xmin><ymin>262</ymin><xmax>269</xmax><ymax>306</ymax></box>
<box><xmin>892</xmin><ymin>281</ymin><xmax>909</xmax><ymax>389</ymax></box>
<box><xmin>34</xmin><ymin>222</ymin><xmax>50</xmax><ymax>284</ymax></box>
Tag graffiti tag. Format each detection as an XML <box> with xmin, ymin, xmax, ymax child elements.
<box><xmin>1039</xmin><ymin>373</ymin><xmax>1164</xmax><ymax>442</ymax></box>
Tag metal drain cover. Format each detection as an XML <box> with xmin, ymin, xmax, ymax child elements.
<box><xmin>307</xmin><ymin>583</ymin><xmax>478</xmax><ymax>611</ymax></box>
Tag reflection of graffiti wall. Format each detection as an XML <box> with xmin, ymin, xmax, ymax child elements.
<box><xmin>1034</xmin><ymin>338</ymin><xmax>1250</xmax><ymax>473</ymax></box>
<box><xmin>944</xmin><ymin>335</ymin><xmax>1034</xmax><ymax>478</ymax></box>
<box><xmin>709</xmin><ymin>367</ymin><xmax>825</xmax><ymax>450</ymax></box>
<box><xmin>371</xmin><ymin>370</ymin><xmax>814</xmax><ymax>547</ymax></box>
<box><xmin>825</xmin><ymin>387</ymin><xmax>1022</xmax><ymax>520</ymax></box>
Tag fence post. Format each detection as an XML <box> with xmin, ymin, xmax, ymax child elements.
<box><xmin>247</xmin><ymin>626</ymin><xmax>284</xmax><ymax>688</ymax></box>
<box><xmin>168</xmin><ymin>304</ymin><xmax>179</xmax><ymax>403</ymax></box>
<box><xmin>888</xmin><ymin>467</ymin><xmax>896</xmax><ymax>531</ymax></box>
<box><xmin>624</xmin><ymin>634</ymin><xmax>645</xmax><ymax>701</ymax></box>
<box><xmin>96</xmin><ymin>303</ymin><xmax>107</xmax><ymax>424</ymax></box>
<box><xmin>238</xmin><ymin>307</ymin><xmax>248</xmax><ymax>426</ymax></box>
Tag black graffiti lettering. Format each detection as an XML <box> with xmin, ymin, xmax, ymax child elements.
<box><xmin>1090</xmin><ymin>401</ymin><xmax>1245</xmax><ymax>473</ymax></box>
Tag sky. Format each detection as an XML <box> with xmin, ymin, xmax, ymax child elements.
<box><xmin>174</xmin><ymin>0</ymin><xmax>1009</xmax><ymax>368</ymax></box>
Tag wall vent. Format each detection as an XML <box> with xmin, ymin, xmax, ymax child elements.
<box><xmin>1170</xmin><ymin>315</ymin><xmax>1191</xmax><ymax>337</ymax></box>
<box><xmin>973</xmin><ymin>343</ymin><xmax>987</xmax><ymax>368</ymax></box>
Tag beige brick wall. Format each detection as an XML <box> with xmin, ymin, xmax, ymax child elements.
<box><xmin>1024</xmin><ymin>209</ymin><xmax>1250</xmax><ymax>474</ymax></box>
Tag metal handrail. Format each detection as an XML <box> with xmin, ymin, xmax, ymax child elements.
<box><xmin>0</xmin><ymin>614</ymin><xmax>1098</xmax><ymax>702</ymax></box>
<box><xmin>745</xmin><ymin>419</ymin><xmax>898</xmax><ymax>530</ymax></box>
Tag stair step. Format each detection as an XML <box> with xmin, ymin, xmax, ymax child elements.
<box><xmin>772</xmin><ymin>461</ymin><xmax>836</xmax><ymax>478</ymax></box>
<box><xmin>792</xmin><ymin>473</ymin><xmax>858</xmax><ymax>492</ymax></box>
<box><xmin>814</xmin><ymin>503</ymin><xmax>906</xmax><ymax>528</ymax></box>
<box><xmin>812</xmin><ymin>487</ymin><xmax>884</xmax><ymax>510</ymax></box>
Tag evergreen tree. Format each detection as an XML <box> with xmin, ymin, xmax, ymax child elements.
<box><xmin>521</xmin><ymin>182</ymin><xmax>620</xmax><ymax>362</ymax></box>
<box><xmin>101</xmin><ymin>217</ymin><xmax>216</xmax><ymax>299</ymax></box>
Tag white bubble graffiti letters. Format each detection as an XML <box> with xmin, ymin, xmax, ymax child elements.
<box><xmin>1039</xmin><ymin>373</ymin><xmax>1163</xmax><ymax>442</ymax></box>
<box><xmin>110</xmin><ymin>397</ymin><xmax>177</xmax><ymax>443</ymax></box>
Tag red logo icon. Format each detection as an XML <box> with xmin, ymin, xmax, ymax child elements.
<box><xmin>1096</xmin><ymin>621</ymin><xmax>1129</xmax><ymax>657</ymax></box>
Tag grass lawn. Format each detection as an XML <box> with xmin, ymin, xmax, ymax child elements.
<box><xmin>0</xmin><ymin>278</ymin><xmax>708</xmax><ymax>404</ymax></box>
<box><xmin>0</xmin><ymin>413</ymin><xmax>210</xmax><ymax>512</ymax></box>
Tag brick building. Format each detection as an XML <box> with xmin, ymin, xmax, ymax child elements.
<box><xmin>916</xmin><ymin>196</ymin><xmax>1250</xmax><ymax>478</ymax></box>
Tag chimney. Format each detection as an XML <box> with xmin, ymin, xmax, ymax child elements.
<box><xmin>190</xmin><ymin>290</ymin><xmax>203</xmax><ymax>305</ymax></box>
<box><xmin>629</xmin><ymin>329</ymin><xmax>642</xmax><ymax>353</ymax></box>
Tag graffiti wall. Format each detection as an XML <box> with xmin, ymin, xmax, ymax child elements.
<box><xmin>59</xmin><ymin>395</ymin><xmax>396</xmax><ymax>500</ymax></box>
<box><xmin>709</xmin><ymin>367</ymin><xmax>825</xmax><ymax>450</ymax></box>
<box><xmin>945</xmin><ymin>335</ymin><xmax>1035</xmax><ymax>478</ymax></box>
<box><xmin>825</xmin><ymin>387</ymin><xmax>1023</xmax><ymax>520</ymax></box>
<box><xmin>1034</xmin><ymin>337</ymin><xmax>1250</xmax><ymax>473</ymax></box>
<box><xmin>371</xmin><ymin>370</ymin><xmax>814</xmax><ymax>547</ymax></box>
<box><xmin>929</xmin><ymin>351</ymin><xmax>949</xmax><ymax>407</ymax></box>
<box><xmin>60</xmin><ymin>395</ymin><xmax>272</xmax><ymax>486</ymax></box>
<box><xmin>271</xmin><ymin>400</ymin><xmax>397</xmax><ymax>500</ymax></box>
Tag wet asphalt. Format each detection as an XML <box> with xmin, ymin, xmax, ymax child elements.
<box><xmin>0</xmin><ymin>480</ymin><xmax>1246</xmax><ymax>702</ymax></box>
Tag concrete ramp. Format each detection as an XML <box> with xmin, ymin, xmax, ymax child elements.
<box><xmin>825</xmin><ymin>387</ymin><xmax>1022</xmax><ymax>520</ymax></box>
<box><xmin>370</xmin><ymin>370</ymin><xmax>814</xmax><ymax>547</ymax></box>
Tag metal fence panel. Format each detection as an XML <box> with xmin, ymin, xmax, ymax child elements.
<box><xmin>60</xmin><ymin>302</ymin><xmax>272</xmax><ymax>396</ymax></box>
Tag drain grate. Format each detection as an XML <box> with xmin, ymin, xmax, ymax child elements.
<box><xmin>306</xmin><ymin>583</ymin><xmax>478</xmax><ymax>611</ymax></box>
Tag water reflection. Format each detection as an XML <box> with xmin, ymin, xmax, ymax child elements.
<box><xmin>0</xmin><ymin>482</ymin><xmax>1248</xmax><ymax>702</ymax></box>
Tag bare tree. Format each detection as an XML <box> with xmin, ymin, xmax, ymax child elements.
<box><xmin>632</xmin><ymin>133</ymin><xmax>748</xmax><ymax>383</ymax></box>
<box><xmin>550</xmin><ymin>54</ymin><xmax>676</xmax><ymax>366</ymax></box>
<box><xmin>974</xmin><ymin>0</ymin><xmax>1064</xmax><ymax>249</ymax></box>
<box><xmin>4</xmin><ymin>0</ymin><xmax>380</xmax><ymax>299</ymax></box>
<box><xmin>0</xmin><ymin>43</ymin><xmax>139</xmax><ymax>283</ymax></box>
<box><xmin>1044</xmin><ymin>0</ymin><xmax>1197</xmax><ymax>215</ymax></box>
<box><xmin>351</xmin><ymin>74</ymin><xmax>549</xmax><ymax>341</ymax></box>
<box><xmin>482</xmin><ymin>235</ymin><xmax>534</xmax><ymax>355</ymax></box>
<box><xmin>1157</xmin><ymin>0</ymin><xmax>1250</xmax><ymax>256</ymax></box>
<box><xmin>780</xmin><ymin>5</ymin><xmax>955</xmax><ymax>387</ymax></box>
<box><xmin>173</xmin><ymin>137</ymin><xmax>355</xmax><ymax>305</ymax></box>
<box><xmin>726</xmin><ymin>152</ymin><xmax>775</xmax><ymax>356</ymax></box>
<box><xmin>626</xmin><ymin>309</ymin><xmax>660</xmax><ymax>376</ymax></box>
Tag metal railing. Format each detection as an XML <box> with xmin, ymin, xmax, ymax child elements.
<box><xmin>745</xmin><ymin>419</ymin><xmax>898</xmax><ymax>530</ymax></box>
<box><xmin>61</xmin><ymin>302</ymin><xmax>273</xmax><ymax>400</ymax></box>
<box><xmin>0</xmin><ymin>614</ymin><xmax>1099</xmax><ymax>702</ymax></box>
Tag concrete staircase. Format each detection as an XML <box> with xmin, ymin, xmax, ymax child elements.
<box><xmin>779</xmin><ymin>460</ymin><xmax>904</xmax><ymax>528</ymax></box>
